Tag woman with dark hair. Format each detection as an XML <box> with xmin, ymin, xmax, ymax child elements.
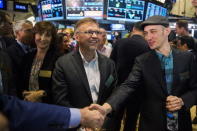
<box><xmin>20</xmin><ymin>21</ymin><xmax>61</xmax><ymax>103</ymax></box>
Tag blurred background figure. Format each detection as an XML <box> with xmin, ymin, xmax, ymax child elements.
<box><xmin>0</xmin><ymin>11</ymin><xmax>15</xmax><ymax>50</ymax></box>
<box><xmin>20</xmin><ymin>21</ymin><xmax>61</xmax><ymax>103</ymax></box>
<box><xmin>97</xmin><ymin>28</ymin><xmax>112</xmax><ymax>57</ymax></box>
<box><xmin>177</xmin><ymin>36</ymin><xmax>196</xmax><ymax>52</ymax></box>
<box><xmin>176</xmin><ymin>35</ymin><xmax>197</xmax><ymax>124</ymax></box>
<box><xmin>62</xmin><ymin>28</ymin><xmax>76</xmax><ymax>53</ymax></box>
<box><xmin>175</xmin><ymin>20</ymin><xmax>189</xmax><ymax>36</ymax></box>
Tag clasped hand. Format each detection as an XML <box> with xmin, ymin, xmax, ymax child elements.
<box><xmin>166</xmin><ymin>95</ymin><xmax>184</xmax><ymax>112</ymax></box>
<box><xmin>80</xmin><ymin>103</ymin><xmax>111</xmax><ymax>129</ymax></box>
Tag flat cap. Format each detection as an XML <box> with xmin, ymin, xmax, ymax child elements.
<box><xmin>141</xmin><ymin>15</ymin><xmax>169</xmax><ymax>29</ymax></box>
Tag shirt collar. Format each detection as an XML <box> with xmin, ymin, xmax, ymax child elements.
<box><xmin>16</xmin><ymin>40</ymin><xmax>30</xmax><ymax>53</ymax></box>
<box><xmin>156</xmin><ymin>50</ymin><xmax>173</xmax><ymax>60</ymax></box>
<box><xmin>79</xmin><ymin>48</ymin><xmax>98</xmax><ymax>64</ymax></box>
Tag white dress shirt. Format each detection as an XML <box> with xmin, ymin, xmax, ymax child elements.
<box><xmin>79</xmin><ymin>48</ymin><xmax>100</xmax><ymax>103</ymax></box>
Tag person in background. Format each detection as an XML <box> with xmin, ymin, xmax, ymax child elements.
<box><xmin>97</xmin><ymin>28</ymin><xmax>112</xmax><ymax>57</ymax></box>
<box><xmin>56</xmin><ymin>33</ymin><xmax>67</xmax><ymax>55</ymax></box>
<box><xmin>0</xmin><ymin>11</ymin><xmax>15</xmax><ymax>50</ymax></box>
<box><xmin>175</xmin><ymin>20</ymin><xmax>190</xmax><ymax>37</ymax></box>
<box><xmin>90</xmin><ymin>16</ymin><xmax>197</xmax><ymax>131</ymax></box>
<box><xmin>177</xmin><ymin>36</ymin><xmax>196</xmax><ymax>53</ymax></box>
<box><xmin>6</xmin><ymin>20</ymin><xmax>34</xmax><ymax>97</ymax></box>
<box><xmin>21</xmin><ymin>21</ymin><xmax>61</xmax><ymax>103</ymax></box>
<box><xmin>110</xmin><ymin>21</ymin><xmax>149</xmax><ymax>131</ymax></box>
<box><xmin>177</xmin><ymin>35</ymin><xmax>197</xmax><ymax>124</ymax></box>
<box><xmin>62</xmin><ymin>28</ymin><xmax>76</xmax><ymax>53</ymax></box>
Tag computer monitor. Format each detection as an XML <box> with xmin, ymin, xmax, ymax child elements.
<box><xmin>66</xmin><ymin>0</ymin><xmax>104</xmax><ymax>20</ymax></box>
<box><xmin>107</xmin><ymin>0</ymin><xmax>145</xmax><ymax>22</ymax></box>
<box><xmin>13</xmin><ymin>2</ymin><xmax>28</xmax><ymax>12</ymax></box>
<box><xmin>145</xmin><ymin>2</ymin><xmax>167</xmax><ymax>20</ymax></box>
<box><xmin>0</xmin><ymin>0</ymin><xmax>6</xmax><ymax>10</ymax></box>
<box><xmin>41</xmin><ymin>0</ymin><xmax>64</xmax><ymax>21</ymax></box>
<box><xmin>111</xmin><ymin>24</ymin><xmax>125</xmax><ymax>31</ymax></box>
<box><xmin>156</xmin><ymin>0</ymin><xmax>166</xmax><ymax>4</ymax></box>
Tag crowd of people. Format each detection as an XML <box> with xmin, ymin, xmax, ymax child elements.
<box><xmin>0</xmin><ymin>9</ymin><xmax>197</xmax><ymax>131</ymax></box>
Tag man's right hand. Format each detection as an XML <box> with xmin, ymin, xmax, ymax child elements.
<box><xmin>80</xmin><ymin>107</ymin><xmax>104</xmax><ymax>129</ymax></box>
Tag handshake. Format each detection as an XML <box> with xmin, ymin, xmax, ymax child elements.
<box><xmin>79</xmin><ymin>103</ymin><xmax>112</xmax><ymax>129</ymax></box>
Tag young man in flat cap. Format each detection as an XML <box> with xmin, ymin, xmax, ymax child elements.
<box><xmin>90</xmin><ymin>15</ymin><xmax>197</xmax><ymax>131</ymax></box>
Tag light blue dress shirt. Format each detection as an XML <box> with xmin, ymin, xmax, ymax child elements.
<box><xmin>69</xmin><ymin>108</ymin><xmax>81</xmax><ymax>128</ymax></box>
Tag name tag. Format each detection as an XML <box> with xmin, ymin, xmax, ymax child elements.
<box><xmin>39</xmin><ymin>70</ymin><xmax>52</xmax><ymax>78</ymax></box>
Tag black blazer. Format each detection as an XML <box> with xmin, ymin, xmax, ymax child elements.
<box><xmin>6</xmin><ymin>42</ymin><xmax>27</xmax><ymax>97</ymax></box>
<box><xmin>21</xmin><ymin>46</ymin><xmax>60</xmax><ymax>103</ymax></box>
<box><xmin>52</xmin><ymin>50</ymin><xmax>120</xmax><ymax>130</ymax></box>
<box><xmin>0</xmin><ymin>50</ymin><xmax>15</xmax><ymax>96</ymax></box>
<box><xmin>107</xmin><ymin>49</ymin><xmax>197</xmax><ymax>131</ymax></box>
<box><xmin>111</xmin><ymin>35</ymin><xmax>149</xmax><ymax>85</ymax></box>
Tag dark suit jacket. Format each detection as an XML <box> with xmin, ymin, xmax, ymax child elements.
<box><xmin>111</xmin><ymin>35</ymin><xmax>149</xmax><ymax>85</ymax></box>
<box><xmin>6</xmin><ymin>42</ymin><xmax>25</xmax><ymax>73</ymax></box>
<box><xmin>0</xmin><ymin>50</ymin><xmax>15</xmax><ymax>95</ymax></box>
<box><xmin>6</xmin><ymin>42</ymin><xmax>27</xmax><ymax>97</ymax></box>
<box><xmin>1</xmin><ymin>95</ymin><xmax>70</xmax><ymax>131</ymax></box>
<box><xmin>21</xmin><ymin>46</ymin><xmax>60</xmax><ymax>103</ymax></box>
<box><xmin>52</xmin><ymin>50</ymin><xmax>120</xmax><ymax>130</ymax></box>
<box><xmin>107</xmin><ymin>49</ymin><xmax>197</xmax><ymax>131</ymax></box>
<box><xmin>110</xmin><ymin>35</ymin><xmax>149</xmax><ymax>131</ymax></box>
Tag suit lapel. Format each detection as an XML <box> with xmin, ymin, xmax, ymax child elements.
<box><xmin>148</xmin><ymin>51</ymin><xmax>168</xmax><ymax>95</ymax></box>
<box><xmin>72</xmin><ymin>51</ymin><xmax>93</xmax><ymax>101</ymax></box>
<box><xmin>97</xmin><ymin>54</ymin><xmax>107</xmax><ymax>103</ymax></box>
<box><xmin>171</xmin><ymin>49</ymin><xmax>179</xmax><ymax>94</ymax></box>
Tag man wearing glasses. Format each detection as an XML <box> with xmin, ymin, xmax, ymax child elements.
<box><xmin>52</xmin><ymin>18</ymin><xmax>121</xmax><ymax>131</ymax></box>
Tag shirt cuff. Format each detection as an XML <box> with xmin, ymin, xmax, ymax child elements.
<box><xmin>69</xmin><ymin>108</ymin><xmax>81</xmax><ymax>128</ymax></box>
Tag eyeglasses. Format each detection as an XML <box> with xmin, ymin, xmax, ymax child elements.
<box><xmin>77</xmin><ymin>30</ymin><xmax>102</xmax><ymax>35</ymax></box>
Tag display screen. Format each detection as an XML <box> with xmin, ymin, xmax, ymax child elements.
<box><xmin>66</xmin><ymin>0</ymin><xmax>104</xmax><ymax>20</ymax></box>
<box><xmin>156</xmin><ymin>0</ymin><xmax>166</xmax><ymax>3</ymax></box>
<box><xmin>111</xmin><ymin>24</ymin><xmax>125</xmax><ymax>30</ymax></box>
<box><xmin>13</xmin><ymin>2</ymin><xmax>28</xmax><ymax>12</ymax></box>
<box><xmin>0</xmin><ymin>0</ymin><xmax>6</xmax><ymax>10</ymax></box>
<box><xmin>41</xmin><ymin>0</ymin><xmax>64</xmax><ymax>21</ymax></box>
<box><xmin>145</xmin><ymin>2</ymin><xmax>167</xmax><ymax>20</ymax></box>
<box><xmin>107</xmin><ymin>0</ymin><xmax>145</xmax><ymax>22</ymax></box>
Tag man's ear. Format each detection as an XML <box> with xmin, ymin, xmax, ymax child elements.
<box><xmin>165</xmin><ymin>27</ymin><xmax>171</xmax><ymax>36</ymax></box>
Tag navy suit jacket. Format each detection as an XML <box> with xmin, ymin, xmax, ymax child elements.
<box><xmin>1</xmin><ymin>95</ymin><xmax>71</xmax><ymax>131</ymax></box>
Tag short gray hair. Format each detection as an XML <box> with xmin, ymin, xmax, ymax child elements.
<box><xmin>13</xmin><ymin>20</ymin><xmax>32</xmax><ymax>36</ymax></box>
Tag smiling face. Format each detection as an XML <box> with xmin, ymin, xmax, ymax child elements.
<box><xmin>75</xmin><ymin>22</ymin><xmax>100</xmax><ymax>52</ymax></box>
<box><xmin>35</xmin><ymin>32</ymin><xmax>52</xmax><ymax>50</ymax></box>
<box><xmin>144</xmin><ymin>25</ymin><xmax>170</xmax><ymax>50</ymax></box>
